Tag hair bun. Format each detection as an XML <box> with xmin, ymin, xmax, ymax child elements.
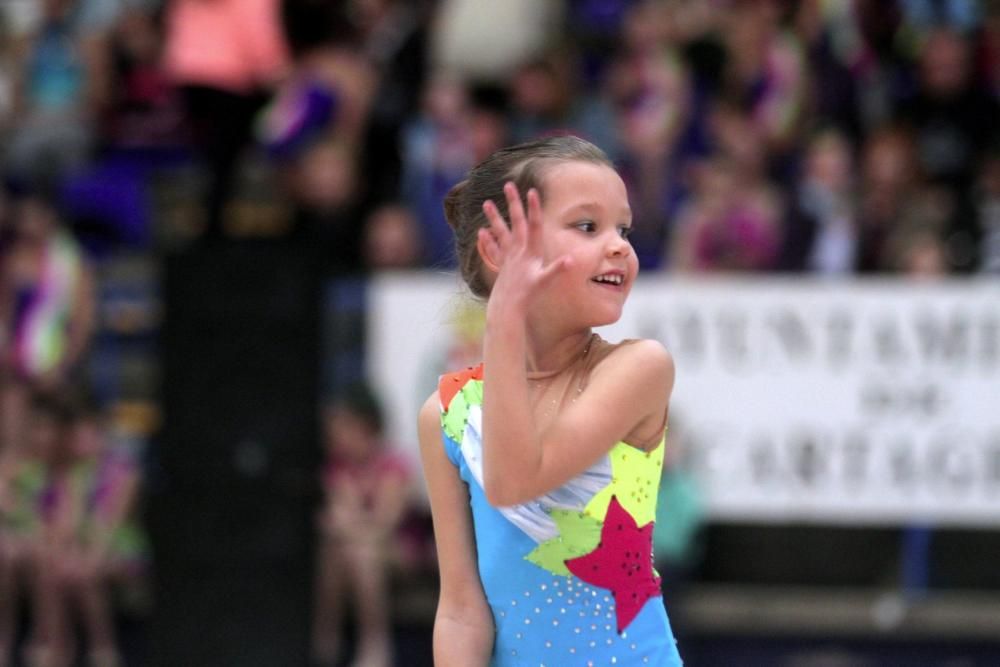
<box><xmin>443</xmin><ymin>179</ymin><xmax>468</xmax><ymax>230</ymax></box>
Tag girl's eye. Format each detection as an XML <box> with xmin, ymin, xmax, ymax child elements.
<box><xmin>619</xmin><ymin>226</ymin><xmax>634</xmax><ymax>239</ymax></box>
<box><xmin>575</xmin><ymin>221</ymin><xmax>597</xmax><ymax>233</ymax></box>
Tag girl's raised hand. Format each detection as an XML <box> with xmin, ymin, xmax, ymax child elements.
<box><xmin>479</xmin><ymin>182</ymin><xmax>571</xmax><ymax>310</ymax></box>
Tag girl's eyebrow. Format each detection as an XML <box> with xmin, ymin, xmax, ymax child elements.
<box><xmin>559</xmin><ymin>202</ymin><xmax>632</xmax><ymax>219</ymax></box>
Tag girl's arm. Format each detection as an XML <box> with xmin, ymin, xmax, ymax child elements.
<box><xmin>368</xmin><ymin>464</ymin><xmax>412</xmax><ymax>539</ymax></box>
<box><xmin>418</xmin><ymin>392</ymin><xmax>494</xmax><ymax>666</ymax></box>
<box><xmin>84</xmin><ymin>465</ymin><xmax>140</xmax><ymax>565</ymax></box>
<box><xmin>324</xmin><ymin>475</ymin><xmax>365</xmax><ymax>538</ymax></box>
<box><xmin>480</xmin><ymin>185</ymin><xmax>675</xmax><ymax>506</ymax></box>
<box><xmin>484</xmin><ymin>331</ymin><xmax>673</xmax><ymax>505</ymax></box>
<box><xmin>62</xmin><ymin>260</ymin><xmax>97</xmax><ymax>374</ymax></box>
<box><xmin>42</xmin><ymin>475</ymin><xmax>81</xmax><ymax>553</ymax></box>
<box><xmin>0</xmin><ymin>248</ymin><xmax>18</xmax><ymax>359</ymax></box>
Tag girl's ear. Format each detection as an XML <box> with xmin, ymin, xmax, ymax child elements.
<box><xmin>476</xmin><ymin>227</ymin><xmax>502</xmax><ymax>274</ymax></box>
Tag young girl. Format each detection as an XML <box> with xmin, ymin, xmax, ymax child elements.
<box><xmin>418</xmin><ymin>135</ymin><xmax>682</xmax><ymax>665</ymax></box>
<box><xmin>32</xmin><ymin>397</ymin><xmax>144</xmax><ymax>667</ymax></box>
<box><xmin>0</xmin><ymin>189</ymin><xmax>95</xmax><ymax>462</ymax></box>
<box><xmin>0</xmin><ymin>445</ymin><xmax>44</xmax><ymax>665</ymax></box>
<box><xmin>313</xmin><ymin>384</ymin><xmax>413</xmax><ymax>667</ymax></box>
<box><xmin>0</xmin><ymin>393</ymin><xmax>72</xmax><ymax>667</ymax></box>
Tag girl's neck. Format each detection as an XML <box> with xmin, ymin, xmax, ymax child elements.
<box><xmin>524</xmin><ymin>329</ymin><xmax>596</xmax><ymax>379</ymax></box>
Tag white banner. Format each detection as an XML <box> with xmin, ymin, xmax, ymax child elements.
<box><xmin>368</xmin><ymin>274</ymin><xmax>1000</xmax><ymax>526</ymax></box>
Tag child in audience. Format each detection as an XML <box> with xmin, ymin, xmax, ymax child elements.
<box><xmin>33</xmin><ymin>395</ymin><xmax>142</xmax><ymax>667</ymax></box>
<box><xmin>312</xmin><ymin>383</ymin><xmax>413</xmax><ymax>667</ymax></box>
<box><xmin>0</xmin><ymin>188</ymin><xmax>95</xmax><ymax>464</ymax></box>
<box><xmin>0</xmin><ymin>393</ymin><xmax>71</xmax><ymax>667</ymax></box>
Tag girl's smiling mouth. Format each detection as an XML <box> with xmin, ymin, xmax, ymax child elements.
<box><xmin>592</xmin><ymin>271</ymin><xmax>625</xmax><ymax>286</ymax></box>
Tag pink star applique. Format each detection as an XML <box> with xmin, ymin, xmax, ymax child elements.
<box><xmin>564</xmin><ymin>495</ymin><xmax>662</xmax><ymax>633</ymax></box>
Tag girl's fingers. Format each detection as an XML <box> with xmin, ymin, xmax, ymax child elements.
<box><xmin>504</xmin><ymin>181</ymin><xmax>528</xmax><ymax>245</ymax></box>
<box><xmin>482</xmin><ymin>200</ymin><xmax>511</xmax><ymax>245</ymax></box>
<box><xmin>526</xmin><ymin>188</ymin><xmax>543</xmax><ymax>251</ymax></box>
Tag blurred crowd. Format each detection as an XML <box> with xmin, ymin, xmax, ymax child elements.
<box><xmin>0</xmin><ymin>390</ymin><xmax>148</xmax><ymax>667</ymax></box>
<box><xmin>0</xmin><ymin>1</ymin><xmax>998</xmax><ymax>665</ymax></box>
<box><xmin>0</xmin><ymin>0</ymin><xmax>996</xmax><ymax>278</ymax></box>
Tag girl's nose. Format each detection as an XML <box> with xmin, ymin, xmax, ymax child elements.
<box><xmin>607</xmin><ymin>233</ymin><xmax>630</xmax><ymax>257</ymax></box>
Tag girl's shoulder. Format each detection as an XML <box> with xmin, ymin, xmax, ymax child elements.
<box><xmin>588</xmin><ymin>337</ymin><xmax>673</xmax><ymax>380</ymax></box>
<box><xmin>586</xmin><ymin>336</ymin><xmax>675</xmax><ymax>416</ymax></box>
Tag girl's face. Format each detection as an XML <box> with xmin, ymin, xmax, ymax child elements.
<box><xmin>807</xmin><ymin>135</ymin><xmax>852</xmax><ymax>192</ymax></box>
<box><xmin>530</xmin><ymin>161</ymin><xmax>637</xmax><ymax>328</ymax></box>
<box><xmin>863</xmin><ymin>136</ymin><xmax>914</xmax><ymax>193</ymax></box>
<box><xmin>15</xmin><ymin>198</ymin><xmax>57</xmax><ymax>242</ymax></box>
<box><xmin>324</xmin><ymin>406</ymin><xmax>378</xmax><ymax>462</ymax></box>
<box><xmin>363</xmin><ymin>205</ymin><xmax>421</xmax><ymax>268</ymax></box>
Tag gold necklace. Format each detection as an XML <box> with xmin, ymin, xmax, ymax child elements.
<box><xmin>527</xmin><ymin>333</ymin><xmax>597</xmax><ymax>390</ymax></box>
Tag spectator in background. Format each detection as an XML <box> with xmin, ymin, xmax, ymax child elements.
<box><xmin>398</xmin><ymin>79</ymin><xmax>508</xmax><ymax>269</ymax></box>
<box><xmin>606</xmin><ymin>0</ymin><xmax>692</xmax><ymax>267</ymax></box>
<box><xmin>272</xmin><ymin>3</ymin><xmax>375</xmax><ymax>151</ymax></box>
<box><xmin>842</xmin><ymin>0</ymin><xmax>915</xmax><ymax>134</ymax></box>
<box><xmin>400</xmin><ymin>75</ymin><xmax>478</xmax><ymax>267</ymax></box>
<box><xmin>507</xmin><ymin>52</ymin><xmax>619</xmax><ymax>156</ymax></box>
<box><xmin>883</xmin><ymin>181</ymin><xmax>957</xmax><ymax>274</ymax></box>
<box><xmin>608</xmin><ymin>0</ymin><xmax>690</xmax><ymax>161</ymax></box>
<box><xmin>892</xmin><ymin>229</ymin><xmax>949</xmax><ymax>277</ymax></box>
<box><xmin>898</xmin><ymin>26</ymin><xmax>995</xmax><ymax>192</ymax></box>
<box><xmin>974</xmin><ymin>149</ymin><xmax>1000</xmax><ymax>273</ymax></box>
<box><xmin>669</xmin><ymin>100</ymin><xmax>784</xmax><ymax>272</ymax></box>
<box><xmin>31</xmin><ymin>395</ymin><xmax>145</xmax><ymax>667</ymax></box>
<box><xmin>0</xmin><ymin>187</ymin><xmax>96</xmax><ymax>463</ymax></box>
<box><xmin>277</xmin><ymin>138</ymin><xmax>366</xmax><ymax>275</ymax></box>
<box><xmin>855</xmin><ymin>124</ymin><xmax>933</xmax><ymax>272</ymax></box>
<box><xmin>0</xmin><ymin>394</ymin><xmax>59</xmax><ymax>667</ymax></box>
<box><xmin>465</xmin><ymin>85</ymin><xmax>511</xmax><ymax>169</ymax></box>
<box><xmin>668</xmin><ymin>154</ymin><xmax>783</xmax><ymax>273</ymax></box>
<box><xmin>793</xmin><ymin>0</ymin><xmax>864</xmax><ymax>140</ymax></box>
<box><xmin>780</xmin><ymin>127</ymin><xmax>858</xmax><ymax>274</ymax></box>
<box><xmin>162</xmin><ymin>0</ymin><xmax>290</xmax><ymax>242</ymax></box>
<box><xmin>794</xmin><ymin>0</ymin><xmax>936</xmax><ymax>144</ymax></box>
<box><xmin>279</xmin><ymin>0</ymin><xmax>428</xmax><ymax>206</ymax></box>
<box><xmin>362</xmin><ymin>203</ymin><xmax>422</xmax><ymax>270</ymax></box>
<box><xmin>2</xmin><ymin>0</ymin><xmax>114</xmax><ymax>188</ymax></box>
<box><xmin>261</xmin><ymin>4</ymin><xmax>381</xmax><ymax>268</ymax></box>
<box><xmin>100</xmin><ymin>2</ymin><xmax>184</xmax><ymax>152</ymax></box>
<box><xmin>719</xmin><ymin>0</ymin><xmax>807</xmax><ymax>175</ymax></box>
<box><xmin>894</xmin><ymin>26</ymin><xmax>998</xmax><ymax>271</ymax></box>
<box><xmin>312</xmin><ymin>383</ymin><xmax>413</xmax><ymax>667</ymax></box>
<box><xmin>352</xmin><ymin>0</ymin><xmax>433</xmax><ymax>205</ymax></box>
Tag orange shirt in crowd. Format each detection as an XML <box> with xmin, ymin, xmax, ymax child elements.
<box><xmin>162</xmin><ymin>0</ymin><xmax>290</xmax><ymax>94</ymax></box>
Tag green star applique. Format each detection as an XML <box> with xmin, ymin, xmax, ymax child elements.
<box><xmin>583</xmin><ymin>438</ymin><xmax>665</xmax><ymax>527</ymax></box>
<box><xmin>525</xmin><ymin>509</ymin><xmax>603</xmax><ymax>576</ymax></box>
<box><xmin>441</xmin><ymin>379</ymin><xmax>483</xmax><ymax>443</ymax></box>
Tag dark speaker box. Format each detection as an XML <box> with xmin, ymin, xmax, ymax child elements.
<box><xmin>157</xmin><ymin>240</ymin><xmax>322</xmax><ymax>487</ymax></box>
<box><xmin>146</xmin><ymin>240</ymin><xmax>324</xmax><ymax>666</ymax></box>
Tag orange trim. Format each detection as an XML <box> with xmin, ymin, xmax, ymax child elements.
<box><xmin>438</xmin><ymin>364</ymin><xmax>484</xmax><ymax>411</ymax></box>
